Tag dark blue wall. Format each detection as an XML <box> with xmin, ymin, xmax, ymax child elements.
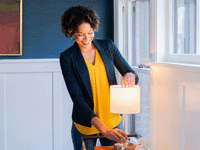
<box><xmin>0</xmin><ymin>0</ymin><xmax>114</xmax><ymax>59</ymax></box>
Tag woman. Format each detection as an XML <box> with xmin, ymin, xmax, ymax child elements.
<box><xmin>60</xmin><ymin>5</ymin><xmax>139</xmax><ymax>150</ymax></box>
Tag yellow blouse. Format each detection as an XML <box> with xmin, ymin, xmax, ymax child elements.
<box><xmin>73</xmin><ymin>49</ymin><xmax>122</xmax><ymax>135</ymax></box>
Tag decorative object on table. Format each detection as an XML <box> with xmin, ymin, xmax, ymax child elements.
<box><xmin>134</xmin><ymin>137</ymin><xmax>151</xmax><ymax>150</ymax></box>
<box><xmin>0</xmin><ymin>0</ymin><xmax>22</xmax><ymax>56</ymax></box>
<box><xmin>114</xmin><ymin>142</ymin><xmax>134</xmax><ymax>150</ymax></box>
<box><xmin>110</xmin><ymin>85</ymin><xmax>140</xmax><ymax>133</ymax></box>
<box><xmin>94</xmin><ymin>146</ymin><xmax>114</xmax><ymax>150</ymax></box>
<box><xmin>138</xmin><ymin>137</ymin><xmax>151</xmax><ymax>148</ymax></box>
<box><xmin>135</xmin><ymin>145</ymin><xmax>148</xmax><ymax>150</ymax></box>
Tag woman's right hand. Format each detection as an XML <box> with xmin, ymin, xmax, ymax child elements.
<box><xmin>91</xmin><ymin>116</ymin><xmax>127</xmax><ymax>143</ymax></box>
<box><xmin>102</xmin><ymin>128</ymin><xmax>128</xmax><ymax>143</ymax></box>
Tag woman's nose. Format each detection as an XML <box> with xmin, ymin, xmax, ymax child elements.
<box><xmin>84</xmin><ymin>34</ymin><xmax>89</xmax><ymax>40</ymax></box>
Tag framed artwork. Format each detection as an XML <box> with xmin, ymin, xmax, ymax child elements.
<box><xmin>0</xmin><ymin>0</ymin><xmax>22</xmax><ymax>56</ymax></box>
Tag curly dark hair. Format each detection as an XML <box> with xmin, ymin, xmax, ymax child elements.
<box><xmin>61</xmin><ymin>5</ymin><xmax>99</xmax><ymax>39</ymax></box>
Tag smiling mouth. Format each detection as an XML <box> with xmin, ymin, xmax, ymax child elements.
<box><xmin>82</xmin><ymin>41</ymin><xmax>90</xmax><ymax>45</ymax></box>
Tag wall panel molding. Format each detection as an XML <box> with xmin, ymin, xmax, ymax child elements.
<box><xmin>0</xmin><ymin>59</ymin><xmax>73</xmax><ymax>150</ymax></box>
<box><xmin>53</xmin><ymin>72</ymin><xmax>61</xmax><ymax>150</ymax></box>
<box><xmin>0</xmin><ymin>59</ymin><xmax>60</xmax><ymax>73</ymax></box>
<box><xmin>0</xmin><ymin>74</ymin><xmax>5</xmax><ymax>150</ymax></box>
<box><xmin>146</xmin><ymin>62</ymin><xmax>200</xmax><ymax>150</ymax></box>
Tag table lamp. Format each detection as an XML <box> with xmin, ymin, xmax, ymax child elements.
<box><xmin>110</xmin><ymin>85</ymin><xmax>140</xmax><ymax>133</ymax></box>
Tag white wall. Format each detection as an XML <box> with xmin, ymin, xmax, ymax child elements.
<box><xmin>0</xmin><ymin>59</ymin><xmax>73</xmax><ymax>150</ymax></box>
<box><xmin>135</xmin><ymin>71</ymin><xmax>150</xmax><ymax>138</ymax></box>
<box><xmin>146</xmin><ymin>62</ymin><xmax>200</xmax><ymax>150</ymax></box>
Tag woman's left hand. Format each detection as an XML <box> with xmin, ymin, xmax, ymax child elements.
<box><xmin>122</xmin><ymin>72</ymin><xmax>136</xmax><ymax>87</ymax></box>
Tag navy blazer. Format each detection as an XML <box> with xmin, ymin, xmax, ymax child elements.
<box><xmin>59</xmin><ymin>39</ymin><xmax>139</xmax><ymax>127</ymax></box>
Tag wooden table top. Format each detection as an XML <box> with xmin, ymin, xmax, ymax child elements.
<box><xmin>94</xmin><ymin>146</ymin><xmax>114</xmax><ymax>150</ymax></box>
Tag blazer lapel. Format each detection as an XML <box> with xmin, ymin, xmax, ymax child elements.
<box><xmin>73</xmin><ymin>42</ymin><xmax>93</xmax><ymax>100</ymax></box>
<box><xmin>93</xmin><ymin>40</ymin><xmax>112</xmax><ymax>85</ymax></box>
<box><xmin>72</xmin><ymin>39</ymin><xmax>114</xmax><ymax>101</ymax></box>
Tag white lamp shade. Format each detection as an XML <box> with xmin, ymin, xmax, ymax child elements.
<box><xmin>110</xmin><ymin>85</ymin><xmax>140</xmax><ymax>114</ymax></box>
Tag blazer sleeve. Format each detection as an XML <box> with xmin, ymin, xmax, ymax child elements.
<box><xmin>59</xmin><ymin>53</ymin><xmax>98</xmax><ymax>126</ymax></box>
<box><xmin>108</xmin><ymin>39</ymin><xmax>139</xmax><ymax>85</ymax></box>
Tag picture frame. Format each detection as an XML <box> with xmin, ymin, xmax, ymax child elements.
<box><xmin>0</xmin><ymin>0</ymin><xmax>23</xmax><ymax>56</ymax></box>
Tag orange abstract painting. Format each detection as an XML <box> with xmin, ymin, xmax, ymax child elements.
<box><xmin>0</xmin><ymin>0</ymin><xmax>22</xmax><ymax>56</ymax></box>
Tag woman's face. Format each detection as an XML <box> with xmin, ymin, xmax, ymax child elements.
<box><xmin>74</xmin><ymin>22</ymin><xmax>95</xmax><ymax>50</ymax></box>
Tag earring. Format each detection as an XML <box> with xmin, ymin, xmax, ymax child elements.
<box><xmin>71</xmin><ymin>36</ymin><xmax>75</xmax><ymax>41</ymax></box>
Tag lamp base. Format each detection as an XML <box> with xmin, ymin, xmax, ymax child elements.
<box><xmin>124</xmin><ymin>114</ymin><xmax>126</xmax><ymax>133</ymax></box>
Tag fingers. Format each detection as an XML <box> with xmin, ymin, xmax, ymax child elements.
<box><xmin>127</xmin><ymin>77</ymin><xmax>135</xmax><ymax>87</ymax></box>
<box><xmin>122</xmin><ymin>73</ymin><xmax>136</xmax><ymax>87</ymax></box>
<box><xmin>122</xmin><ymin>78</ymin><xmax>125</xmax><ymax>87</ymax></box>
<box><xmin>116</xmin><ymin>128</ymin><xmax>127</xmax><ymax>138</ymax></box>
<box><xmin>130</xmin><ymin>77</ymin><xmax>135</xmax><ymax>87</ymax></box>
<box><xmin>105</xmin><ymin>130</ymin><xmax>120</xmax><ymax>143</ymax></box>
<box><xmin>122</xmin><ymin>77</ymin><xmax>131</xmax><ymax>87</ymax></box>
<box><xmin>104</xmin><ymin>129</ymin><xmax>127</xmax><ymax>143</ymax></box>
<box><xmin>112</xmin><ymin>129</ymin><xmax>127</xmax><ymax>143</ymax></box>
<box><xmin>109</xmin><ymin>132</ymin><xmax>126</xmax><ymax>143</ymax></box>
<box><xmin>116</xmin><ymin>132</ymin><xmax>127</xmax><ymax>143</ymax></box>
<box><xmin>112</xmin><ymin>132</ymin><xmax>123</xmax><ymax>143</ymax></box>
<box><xmin>115</xmin><ymin>129</ymin><xmax>127</xmax><ymax>143</ymax></box>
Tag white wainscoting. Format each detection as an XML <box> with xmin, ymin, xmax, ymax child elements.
<box><xmin>146</xmin><ymin>62</ymin><xmax>200</xmax><ymax>150</ymax></box>
<box><xmin>0</xmin><ymin>59</ymin><xmax>73</xmax><ymax>150</ymax></box>
<box><xmin>129</xmin><ymin>67</ymin><xmax>150</xmax><ymax>138</ymax></box>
